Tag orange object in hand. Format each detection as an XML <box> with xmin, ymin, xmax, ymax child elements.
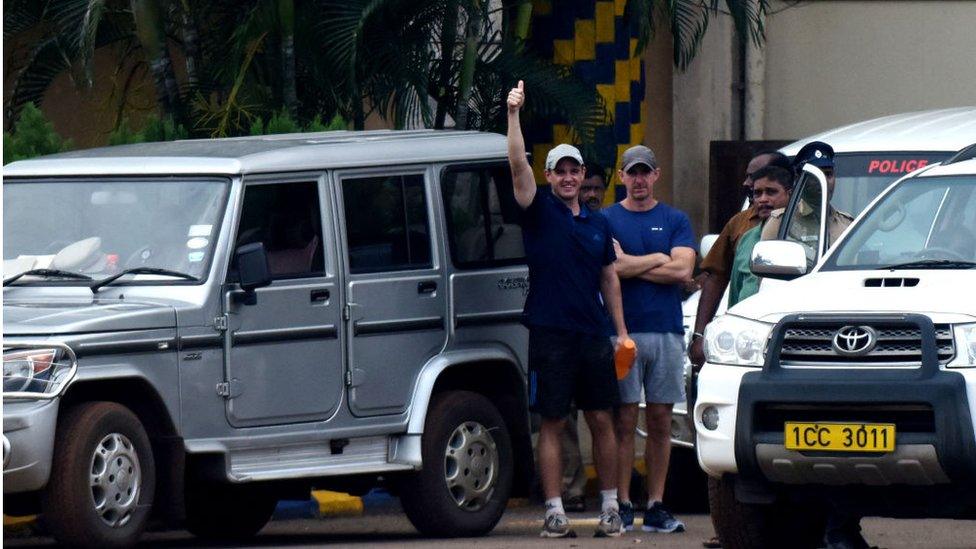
<box><xmin>615</xmin><ymin>338</ymin><xmax>637</xmax><ymax>380</ymax></box>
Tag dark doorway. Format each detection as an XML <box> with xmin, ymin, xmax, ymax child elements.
<box><xmin>708</xmin><ymin>140</ymin><xmax>792</xmax><ymax>233</ymax></box>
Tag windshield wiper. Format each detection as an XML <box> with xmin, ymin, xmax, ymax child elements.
<box><xmin>3</xmin><ymin>269</ymin><xmax>94</xmax><ymax>287</ymax></box>
<box><xmin>90</xmin><ymin>267</ymin><xmax>198</xmax><ymax>292</ymax></box>
<box><xmin>880</xmin><ymin>259</ymin><xmax>976</xmax><ymax>270</ymax></box>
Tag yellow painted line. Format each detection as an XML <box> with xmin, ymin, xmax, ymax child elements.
<box><xmin>311</xmin><ymin>490</ymin><xmax>363</xmax><ymax>517</ymax></box>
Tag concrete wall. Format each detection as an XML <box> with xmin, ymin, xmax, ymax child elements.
<box><xmin>671</xmin><ymin>17</ymin><xmax>738</xmax><ymax>240</ymax></box>
<box><xmin>764</xmin><ymin>0</ymin><xmax>976</xmax><ymax>140</ymax></box>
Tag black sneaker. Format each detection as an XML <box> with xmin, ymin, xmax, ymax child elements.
<box><xmin>641</xmin><ymin>502</ymin><xmax>685</xmax><ymax>533</ymax></box>
<box><xmin>540</xmin><ymin>513</ymin><xmax>576</xmax><ymax>538</ymax></box>
<box><xmin>619</xmin><ymin>501</ymin><xmax>635</xmax><ymax>531</ymax></box>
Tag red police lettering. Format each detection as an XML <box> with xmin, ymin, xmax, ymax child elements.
<box><xmin>868</xmin><ymin>158</ymin><xmax>930</xmax><ymax>174</ymax></box>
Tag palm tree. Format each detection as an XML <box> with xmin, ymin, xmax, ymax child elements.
<box><xmin>4</xmin><ymin>0</ymin><xmax>768</xmax><ymax>143</ymax></box>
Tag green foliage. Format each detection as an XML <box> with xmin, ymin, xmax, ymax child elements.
<box><xmin>107</xmin><ymin>117</ymin><xmax>145</xmax><ymax>146</ymax></box>
<box><xmin>3</xmin><ymin>102</ymin><xmax>73</xmax><ymax>163</ymax></box>
<box><xmin>249</xmin><ymin>110</ymin><xmax>348</xmax><ymax>135</ymax></box>
<box><xmin>108</xmin><ymin>115</ymin><xmax>189</xmax><ymax>145</ymax></box>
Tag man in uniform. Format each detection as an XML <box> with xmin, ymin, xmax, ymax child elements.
<box><xmin>761</xmin><ymin>141</ymin><xmax>854</xmax><ymax>250</ymax></box>
<box><xmin>506</xmin><ymin>81</ymin><xmax>628</xmax><ymax>538</ymax></box>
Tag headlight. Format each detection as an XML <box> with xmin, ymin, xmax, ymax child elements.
<box><xmin>703</xmin><ymin>315</ymin><xmax>773</xmax><ymax>367</ymax></box>
<box><xmin>948</xmin><ymin>323</ymin><xmax>976</xmax><ymax>368</ymax></box>
<box><xmin>3</xmin><ymin>345</ymin><xmax>75</xmax><ymax>397</ymax></box>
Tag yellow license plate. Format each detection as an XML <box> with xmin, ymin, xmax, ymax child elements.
<box><xmin>784</xmin><ymin>422</ymin><xmax>895</xmax><ymax>452</ymax></box>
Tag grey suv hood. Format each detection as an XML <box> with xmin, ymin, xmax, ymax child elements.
<box><xmin>3</xmin><ymin>298</ymin><xmax>177</xmax><ymax>335</ymax></box>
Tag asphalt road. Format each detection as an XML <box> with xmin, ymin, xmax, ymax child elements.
<box><xmin>6</xmin><ymin>505</ymin><xmax>976</xmax><ymax>548</ymax></box>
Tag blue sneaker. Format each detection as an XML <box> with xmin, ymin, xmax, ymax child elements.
<box><xmin>641</xmin><ymin>502</ymin><xmax>685</xmax><ymax>533</ymax></box>
<box><xmin>619</xmin><ymin>501</ymin><xmax>635</xmax><ymax>531</ymax></box>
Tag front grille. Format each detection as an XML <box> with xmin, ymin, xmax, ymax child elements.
<box><xmin>777</xmin><ymin>323</ymin><xmax>954</xmax><ymax>367</ymax></box>
<box><xmin>754</xmin><ymin>403</ymin><xmax>936</xmax><ymax>433</ymax></box>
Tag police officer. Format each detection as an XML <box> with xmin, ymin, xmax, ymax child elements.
<box><xmin>761</xmin><ymin>141</ymin><xmax>854</xmax><ymax>248</ymax></box>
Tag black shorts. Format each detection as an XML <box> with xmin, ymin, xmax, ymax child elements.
<box><xmin>527</xmin><ymin>325</ymin><xmax>618</xmax><ymax>419</ymax></box>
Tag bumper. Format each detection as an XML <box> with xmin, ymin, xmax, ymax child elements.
<box><xmin>696</xmin><ymin>315</ymin><xmax>976</xmax><ymax>488</ymax></box>
<box><xmin>3</xmin><ymin>398</ymin><xmax>60</xmax><ymax>493</ymax></box>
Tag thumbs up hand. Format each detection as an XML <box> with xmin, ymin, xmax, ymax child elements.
<box><xmin>507</xmin><ymin>80</ymin><xmax>525</xmax><ymax>113</ymax></box>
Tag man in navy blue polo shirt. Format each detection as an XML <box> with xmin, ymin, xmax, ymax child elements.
<box><xmin>507</xmin><ymin>81</ymin><xmax>629</xmax><ymax>539</ymax></box>
<box><xmin>605</xmin><ymin>145</ymin><xmax>696</xmax><ymax>534</ymax></box>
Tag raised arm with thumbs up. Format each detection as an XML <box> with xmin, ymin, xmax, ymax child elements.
<box><xmin>506</xmin><ymin>80</ymin><xmax>536</xmax><ymax>209</ymax></box>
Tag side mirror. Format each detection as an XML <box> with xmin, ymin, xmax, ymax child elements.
<box><xmin>699</xmin><ymin>234</ymin><xmax>719</xmax><ymax>259</ymax></box>
<box><xmin>750</xmin><ymin>240</ymin><xmax>808</xmax><ymax>280</ymax></box>
<box><xmin>235</xmin><ymin>242</ymin><xmax>272</xmax><ymax>303</ymax></box>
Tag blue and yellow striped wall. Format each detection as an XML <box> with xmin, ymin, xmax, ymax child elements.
<box><xmin>527</xmin><ymin>0</ymin><xmax>646</xmax><ymax>204</ymax></box>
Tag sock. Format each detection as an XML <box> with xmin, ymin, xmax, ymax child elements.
<box><xmin>545</xmin><ymin>497</ymin><xmax>565</xmax><ymax>517</ymax></box>
<box><xmin>600</xmin><ymin>489</ymin><xmax>619</xmax><ymax>513</ymax></box>
<box><xmin>647</xmin><ymin>499</ymin><xmax>662</xmax><ymax>510</ymax></box>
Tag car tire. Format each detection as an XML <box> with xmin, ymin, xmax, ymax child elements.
<box><xmin>41</xmin><ymin>402</ymin><xmax>156</xmax><ymax>548</ymax></box>
<box><xmin>708</xmin><ymin>475</ymin><xmax>825</xmax><ymax>549</ymax></box>
<box><xmin>400</xmin><ymin>390</ymin><xmax>513</xmax><ymax>537</ymax></box>
<box><xmin>184</xmin><ymin>482</ymin><xmax>278</xmax><ymax>541</ymax></box>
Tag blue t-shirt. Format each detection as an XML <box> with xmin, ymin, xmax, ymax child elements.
<box><xmin>604</xmin><ymin>202</ymin><xmax>696</xmax><ymax>335</ymax></box>
<box><xmin>521</xmin><ymin>189</ymin><xmax>616</xmax><ymax>335</ymax></box>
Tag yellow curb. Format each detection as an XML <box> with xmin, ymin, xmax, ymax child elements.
<box><xmin>3</xmin><ymin>514</ymin><xmax>38</xmax><ymax>536</ymax></box>
<box><xmin>311</xmin><ymin>490</ymin><xmax>363</xmax><ymax>517</ymax></box>
<box><xmin>506</xmin><ymin>497</ymin><xmax>531</xmax><ymax>508</ymax></box>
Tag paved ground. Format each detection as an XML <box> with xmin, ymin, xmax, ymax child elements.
<box><xmin>6</xmin><ymin>505</ymin><xmax>976</xmax><ymax>548</ymax></box>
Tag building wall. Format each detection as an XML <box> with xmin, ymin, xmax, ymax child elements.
<box><xmin>764</xmin><ymin>0</ymin><xmax>976</xmax><ymax>140</ymax></box>
<box><xmin>671</xmin><ymin>17</ymin><xmax>737</xmax><ymax>240</ymax></box>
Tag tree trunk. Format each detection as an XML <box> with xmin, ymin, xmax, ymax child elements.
<box><xmin>454</xmin><ymin>1</ymin><xmax>481</xmax><ymax>130</ymax></box>
<box><xmin>433</xmin><ymin>0</ymin><xmax>459</xmax><ymax>129</ymax></box>
<box><xmin>130</xmin><ymin>0</ymin><xmax>179</xmax><ymax>117</ymax></box>
<box><xmin>278</xmin><ymin>0</ymin><xmax>297</xmax><ymax>117</ymax></box>
<box><xmin>513</xmin><ymin>0</ymin><xmax>532</xmax><ymax>48</ymax></box>
<box><xmin>178</xmin><ymin>0</ymin><xmax>199</xmax><ymax>90</ymax></box>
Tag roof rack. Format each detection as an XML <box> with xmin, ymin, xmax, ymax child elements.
<box><xmin>944</xmin><ymin>142</ymin><xmax>976</xmax><ymax>165</ymax></box>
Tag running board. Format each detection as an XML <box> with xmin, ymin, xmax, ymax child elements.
<box><xmin>227</xmin><ymin>436</ymin><xmax>414</xmax><ymax>482</ymax></box>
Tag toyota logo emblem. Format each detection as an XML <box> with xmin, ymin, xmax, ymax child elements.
<box><xmin>832</xmin><ymin>326</ymin><xmax>878</xmax><ymax>356</ymax></box>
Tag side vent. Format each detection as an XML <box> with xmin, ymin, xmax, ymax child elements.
<box><xmin>864</xmin><ymin>277</ymin><xmax>920</xmax><ymax>287</ymax></box>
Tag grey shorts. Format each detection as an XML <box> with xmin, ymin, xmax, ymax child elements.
<box><xmin>617</xmin><ymin>332</ymin><xmax>686</xmax><ymax>405</ymax></box>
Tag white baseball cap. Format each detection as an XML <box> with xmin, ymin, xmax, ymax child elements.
<box><xmin>545</xmin><ymin>143</ymin><xmax>584</xmax><ymax>170</ymax></box>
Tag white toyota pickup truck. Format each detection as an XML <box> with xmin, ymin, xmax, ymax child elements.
<box><xmin>696</xmin><ymin>149</ymin><xmax>976</xmax><ymax>548</ymax></box>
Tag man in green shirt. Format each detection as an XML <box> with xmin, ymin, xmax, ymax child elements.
<box><xmin>728</xmin><ymin>165</ymin><xmax>794</xmax><ymax>307</ymax></box>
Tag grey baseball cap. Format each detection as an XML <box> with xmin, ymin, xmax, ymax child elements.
<box><xmin>621</xmin><ymin>145</ymin><xmax>657</xmax><ymax>172</ymax></box>
<box><xmin>545</xmin><ymin>143</ymin><xmax>584</xmax><ymax>170</ymax></box>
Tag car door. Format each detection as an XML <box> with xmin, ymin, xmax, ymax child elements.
<box><xmin>335</xmin><ymin>169</ymin><xmax>447</xmax><ymax>417</ymax></box>
<box><xmin>223</xmin><ymin>176</ymin><xmax>344</xmax><ymax>427</ymax></box>
<box><xmin>779</xmin><ymin>164</ymin><xmax>830</xmax><ymax>267</ymax></box>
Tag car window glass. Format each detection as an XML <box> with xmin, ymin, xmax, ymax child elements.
<box><xmin>233</xmin><ymin>181</ymin><xmax>325</xmax><ymax>280</ymax></box>
<box><xmin>442</xmin><ymin>165</ymin><xmax>525</xmax><ymax>268</ymax></box>
<box><xmin>783</xmin><ymin>171</ymin><xmax>824</xmax><ymax>267</ymax></box>
<box><xmin>343</xmin><ymin>174</ymin><xmax>432</xmax><ymax>273</ymax></box>
<box><xmin>828</xmin><ymin>176</ymin><xmax>976</xmax><ymax>269</ymax></box>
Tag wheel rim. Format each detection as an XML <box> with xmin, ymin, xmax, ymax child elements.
<box><xmin>443</xmin><ymin>421</ymin><xmax>498</xmax><ymax>512</ymax></box>
<box><xmin>89</xmin><ymin>432</ymin><xmax>141</xmax><ymax>528</ymax></box>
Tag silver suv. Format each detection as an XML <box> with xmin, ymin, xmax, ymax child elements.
<box><xmin>2</xmin><ymin>130</ymin><xmax>533</xmax><ymax>547</ymax></box>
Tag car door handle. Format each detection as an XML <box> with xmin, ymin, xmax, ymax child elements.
<box><xmin>417</xmin><ymin>281</ymin><xmax>437</xmax><ymax>295</ymax></box>
<box><xmin>311</xmin><ymin>289</ymin><xmax>330</xmax><ymax>303</ymax></box>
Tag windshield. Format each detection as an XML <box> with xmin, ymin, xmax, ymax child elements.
<box><xmin>825</xmin><ymin>175</ymin><xmax>976</xmax><ymax>270</ymax></box>
<box><xmin>3</xmin><ymin>178</ymin><xmax>229</xmax><ymax>283</ymax></box>
<box><xmin>829</xmin><ymin>153</ymin><xmax>948</xmax><ymax>216</ymax></box>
